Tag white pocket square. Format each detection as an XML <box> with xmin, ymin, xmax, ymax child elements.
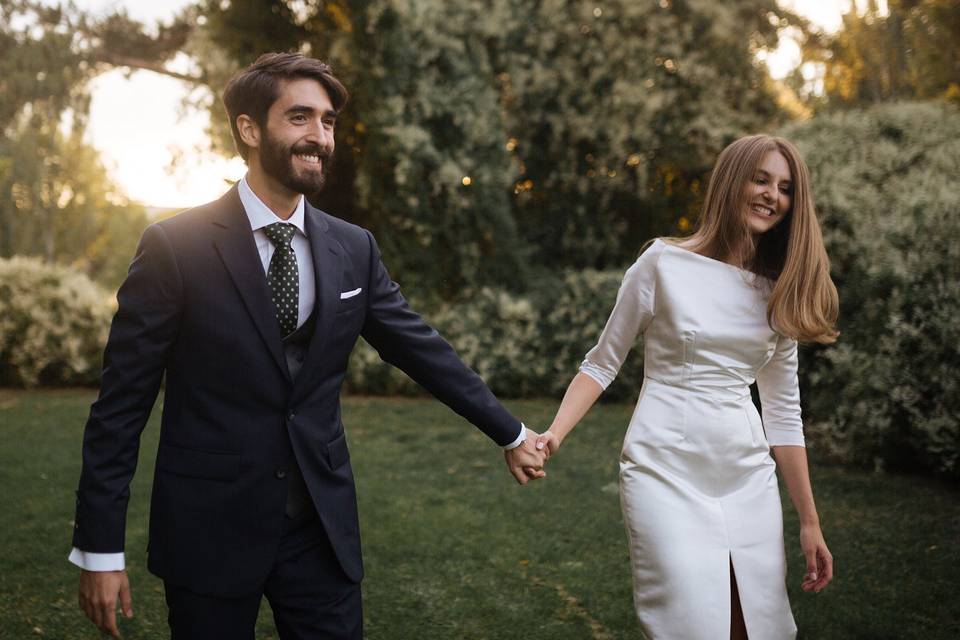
<box><xmin>340</xmin><ymin>288</ymin><xmax>362</xmax><ymax>300</ymax></box>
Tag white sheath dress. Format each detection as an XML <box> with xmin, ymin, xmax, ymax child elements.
<box><xmin>580</xmin><ymin>239</ymin><xmax>804</xmax><ymax>639</ymax></box>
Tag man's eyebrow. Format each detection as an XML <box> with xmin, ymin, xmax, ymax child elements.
<box><xmin>284</xmin><ymin>105</ymin><xmax>338</xmax><ymax>119</ymax></box>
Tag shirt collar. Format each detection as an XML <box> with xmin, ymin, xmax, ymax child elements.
<box><xmin>238</xmin><ymin>176</ymin><xmax>307</xmax><ymax>236</ymax></box>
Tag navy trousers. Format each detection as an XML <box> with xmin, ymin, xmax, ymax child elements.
<box><xmin>164</xmin><ymin>508</ymin><xmax>362</xmax><ymax>640</ymax></box>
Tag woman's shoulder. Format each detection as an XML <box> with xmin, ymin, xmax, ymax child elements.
<box><xmin>624</xmin><ymin>238</ymin><xmax>668</xmax><ymax>280</ymax></box>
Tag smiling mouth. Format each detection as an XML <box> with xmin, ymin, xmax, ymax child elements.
<box><xmin>295</xmin><ymin>153</ymin><xmax>321</xmax><ymax>165</ymax></box>
<box><xmin>750</xmin><ymin>203</ymin><xmax>776</xmax><ymax>217</ymax></box>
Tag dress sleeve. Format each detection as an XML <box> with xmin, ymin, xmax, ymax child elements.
<box><xmin>579</xmin><ymin>240</ymin><xmax>662</xmax><ymax>390</ymax></box>
<box><xmin>756</xmin><ymin>334</ymin><xmax>806</xmax><ymax>446</ymax></box>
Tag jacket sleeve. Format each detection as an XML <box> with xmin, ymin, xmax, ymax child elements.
<box><xmin>73</xmin><ymin>223</ymin><xmax>183</xmax><ymax>553</ymax></box>
<box><xmin>756</xmin><ymin>334</ymin><xmax>805</xmax><ymax>447</ymax></box>
<box><xmin>579</xmin><ymin>240</ymin><xmax>662</xmax><ymax>390</ymax></box>
<box><xmin>359</xmin><ymin>230</ymin><xmax>522</xmax><ymax>446</ymax></box>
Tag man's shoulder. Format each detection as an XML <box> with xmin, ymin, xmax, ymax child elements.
<box><xmin>152</xmin><ymin>188</ymin><xmax>239</xmax><ymax>236</ymax></box>
<box><xmin>306</xmin><ymin>206</ymin><xmax>372</xmax><ymax>248</ymax></box>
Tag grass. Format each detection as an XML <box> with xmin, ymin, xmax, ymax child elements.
<box><xmin>0</xmin><ymin>389</ymin><xmax>957</xmax><ymax>639</ymax></box>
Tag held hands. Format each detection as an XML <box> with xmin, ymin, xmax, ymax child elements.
<box><xmin>503</xmin><ymin>428</ymin><xmax>563</xmax><ymax>485</ymax></box>
<box><xmin>79</xmin><ymin>569</ymin><xmax>133</xmax><ymax>638</ymax></box>
<box><xmin>799</xmin><ymin>524</ymin><xmax>834</xmax><ymax>593</ymax></box>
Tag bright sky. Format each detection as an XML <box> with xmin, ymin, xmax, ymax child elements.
<box><xmin>75</xmin><ymin>0</ymin><xmax>880</xmax><ymax>209</ymax></box>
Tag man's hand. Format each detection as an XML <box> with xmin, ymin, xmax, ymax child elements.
<box><xmin>504</xmin><ymin>428</ymin><xmax>549</xmax><ymax>484</ymax></box>
<box><xmin>79</xmin><ymin>569</ymin><xmax>133</xmax><ymax>638</ymax></box>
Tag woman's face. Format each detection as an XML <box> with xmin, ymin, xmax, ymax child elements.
<box><xmin>743</xmin><ymin>150</ymin><xmax>792</xmax><ymax>236</ymax></box>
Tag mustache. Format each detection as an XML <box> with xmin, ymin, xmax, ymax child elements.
<box><xmin>290</xmin><ymin>143</ymin><xmax>332</xmax><ymax>160</ymax></box>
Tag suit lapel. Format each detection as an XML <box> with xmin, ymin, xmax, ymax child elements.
<box><xmin>211</xmin><ymin>187</ymin><xmax>292</xmax><ymax>383</ymax></box>
<box><xmin>290</xmin><ymin>204</ymin><xmax>344</xmax><ymax>403</ymax></box>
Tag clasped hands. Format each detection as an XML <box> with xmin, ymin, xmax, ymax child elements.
<box><xmin>503</xmin><ymin>427</ymin><xmax>561</xmax><ymax>484</ymax></box>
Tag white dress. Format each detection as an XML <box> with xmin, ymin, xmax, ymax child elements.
<box><xmin>580</xmin><ymin>239</ymin><xmax>803</xmax><ymax>639</ymax></box>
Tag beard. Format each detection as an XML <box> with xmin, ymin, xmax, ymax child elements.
<box><xmin>259</xmin><ymin>130</ymin><xmax>333</xmax><ymax>197</ymax></box>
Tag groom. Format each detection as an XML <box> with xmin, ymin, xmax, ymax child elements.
<box><xmin>71</xmin><ymin>52</ymin><xmax>548</xmax><ymax>639</ymax></box>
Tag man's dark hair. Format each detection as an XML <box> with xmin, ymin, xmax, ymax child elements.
<box><xmin>222</xmin><ymin>52</ymin><xmax>349</xmax><ymax>163</ymax></box>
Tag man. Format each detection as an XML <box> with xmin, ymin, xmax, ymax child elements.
<box><xmin>71</xmin><ymin>52</ymin><xmax>548</xmax><ymax>639</ymax></box>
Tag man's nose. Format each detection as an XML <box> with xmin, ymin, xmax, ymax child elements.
<box><xmin>304</xmin><ymin>121</ymin><xmax>334</xmax><ymax>150</ymax></box>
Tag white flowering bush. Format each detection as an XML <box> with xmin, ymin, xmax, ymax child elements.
<box><xmin>785</xmin><ymin>101</ymin><xmax>960</xmax><ymax>478</ymax></box>
<box><xmin>0</xmin><ymin>257</ymin><xmax>114</xmax><ymax>387</ymax></box>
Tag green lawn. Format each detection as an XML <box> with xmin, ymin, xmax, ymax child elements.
<box><xmin>0</xmin><ymin>389</ymin><xmax>957</xmax><ymax>639</ymax></box>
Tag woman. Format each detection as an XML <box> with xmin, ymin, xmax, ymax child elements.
<box><xmin>536</xmin><ymin>135</ymin><xmax>836</xmax><ymax>639</ymax></box>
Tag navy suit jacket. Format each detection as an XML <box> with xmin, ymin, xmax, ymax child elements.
<box><xmin>72</xmin><ymin>186</ymin><xmax>522</xmax><ymax>596</ymax></box>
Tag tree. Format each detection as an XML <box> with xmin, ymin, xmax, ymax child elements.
<box><xmin>194</xmin><ymin>0</ymin><xmax>795</xmax><ymax>296</ymax></box>
<box><xmin>0</xmin><ymin>104</ymin><xmax>149</xmax><ymax>290</ymax></box>
<box><xmin>0</xmin><ymin>0</ymin><xmax>193</xmax><ymax>285</ymax></box>
<box><xmin>802</xmin><ymin>0</ymin><xmax>960</xmax><ymax>108</ymax></box>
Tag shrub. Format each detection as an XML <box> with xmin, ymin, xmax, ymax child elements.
<box><xmin>0</xmin><ymin>257</ymin><xmax>114</xmax><ymax>386</ymax></box>
<box><xmin>345</xmin><ymin>288</ymin><xmax>544</xmax><ymax>397</ymax></box>
<box><xmin>345</xmin><ymin>267</ymin><xmax>646</xmax><ymax>402</ymax></box>
<box><xmin>785</xmin><ymin>101</ymin><xmax>960</xmax><ymax>478</ymax></box>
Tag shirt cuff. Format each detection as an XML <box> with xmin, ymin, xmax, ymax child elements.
<box><xmin>502</xmin><ymin>423</ymin><xmax>527</xmax><ymax>450</ymax></box>
<box><xmin>68</xmin><ymin>548</ymin><xmax>126</xmax><ymax>572</ymax></box>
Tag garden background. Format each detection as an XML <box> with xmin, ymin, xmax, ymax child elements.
<box><xmin>1</xmin><ymin>0</ymin><xmax>958</xmax><ymax>637</ymax></box>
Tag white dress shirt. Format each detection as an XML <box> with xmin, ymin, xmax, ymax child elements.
<box><xmin>69</xmin><ymin>177</ymin><xmax>523</xmax><ymax>571</ymax></box>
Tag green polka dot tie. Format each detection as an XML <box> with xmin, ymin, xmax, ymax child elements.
<box><xmin>263</xmin><ymin>222</ymin><xmax>299</xmax><ymax>336</ymax></box>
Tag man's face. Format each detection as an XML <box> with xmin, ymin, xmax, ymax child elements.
<box><xmin>257</xmin><ymin>78</ymin><xmax>337</xmax><ymax>196</ymax></box>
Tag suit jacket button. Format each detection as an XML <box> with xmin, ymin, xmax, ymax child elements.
<box><xmin>275</xmin><ymin>469</ymin><xmax>287</xmax><ymax>479</ymax></box>
<box><xmin>287</xmin><ymin>412</ymin><xmax>296</xmax><ymax>421</ymax></box>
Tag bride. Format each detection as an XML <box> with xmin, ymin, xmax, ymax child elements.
<box><xmin>536</xmin><ymin>135</ymin><xmax>836</xmax><ymax>639</ymax></box>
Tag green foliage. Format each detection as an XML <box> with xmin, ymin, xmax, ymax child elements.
<box><xmin>802</xmin><ymin>0</ymin><xmax>960</xmax><ymax>108</ymax></box>
<box><xmin>0</xmin><ymin>110</ymin><xmax>149</xmax><ymax>289</ymax></box>
<box><xmin>196</xmin><ymin>0</ymin><xmax>795</xmax><ymax>294</ymax></box>
<box><xmin>499</xmin><ymin>0</ymin><xmax>788</xmax><ymax>272</ymax></box>
<box><xmin>0</xmin><ymin>257</ymin><xmax>114</xmax><ymax>387</ymax></box>
<box><xmin>346</xmin><ymin>267</ymin><xmax>644</xmax><ymax>401</ymax></box>
<box><xmin>784</xmin><ymin>101</ymin><xmax>960</xmax><ymax>478</ymax></box>
<box><xmin>0</xmin><ymin>1</ymin><xmax>182</xmax><ymax>284</ymax></box>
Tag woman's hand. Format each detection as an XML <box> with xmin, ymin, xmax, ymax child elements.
<box><xmin>799</xmin><ymin>523</ymin><xmax>833</xmax><ymax>593</ymax></box>
<box><xmin>535</xmin><ymin>430</ymin><xmax>562</xmax><ymax>456</ymax></box>
<box><xmin>520</xmin><ymin>431</ymin><xmax>562</xmax><ymax>479</ymax></box>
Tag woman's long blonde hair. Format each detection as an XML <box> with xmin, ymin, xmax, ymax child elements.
<box><xmin>667</xmin><ymin>134</ymin><xmax>839</xmax><ymax>344</ymax></box>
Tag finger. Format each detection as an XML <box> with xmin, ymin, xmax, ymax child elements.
<box><xmin>803</xmin><ymin>550</ymin><xmax>818</xmax><ymax>583</ymax></box>
<box><xmin>103</xmin><ymin>600</ymin><xmax>121</xmax><ymax>638</ymax></box>
<box><xmin>120</xmin><ymin>579</ymin><xmax>134</xmax><ymax>618</ymax></box>
<box><xmin>817</xmin><ymin>550</ymin><xmax>834</xmax><ymax>590</ymax></box>
<box><xmin>509</xmin><ymin>464</ymin><xmax>528</xmax><ymax>485</ymax></box>
<box><xmin>88</xmin><ymin>595</ymin><xmax>103</xmax><ymax>631</ymax></box>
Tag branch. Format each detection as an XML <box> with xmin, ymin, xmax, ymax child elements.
<box><xmin>93</xmin><ymin>52</ymin><xmax>206</xmax><ymax>87</ymax></box>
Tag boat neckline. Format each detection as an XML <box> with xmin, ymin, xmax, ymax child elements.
<box><xmin>658</xmin><ymin>239</ymin><xmax>765</xmax><ymax>278</ymax></box>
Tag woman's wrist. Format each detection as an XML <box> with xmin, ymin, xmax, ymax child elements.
<box><xmin>546</xmin><ymin>427</ymin><xmax>565</xmax><ymax>448</ymax></box>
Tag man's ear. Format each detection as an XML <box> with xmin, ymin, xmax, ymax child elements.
<box><xmin>237</xmin><ymin>114</ymin><xmax>260</xmax><ymax>151</ymax></box>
